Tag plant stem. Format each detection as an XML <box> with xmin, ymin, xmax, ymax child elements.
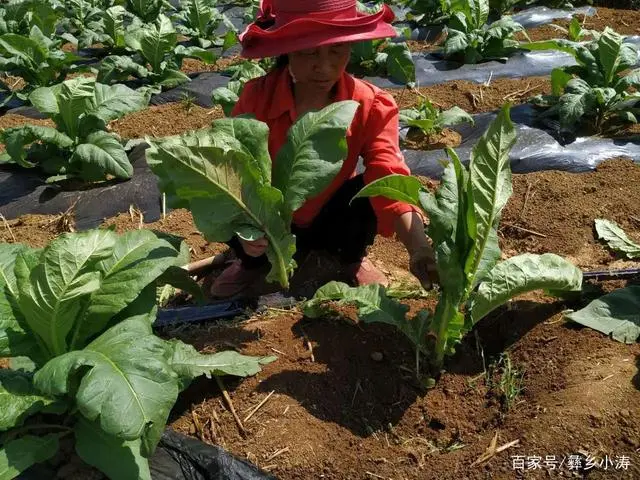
<box><xmin>415</xmin><ymin>348</ymin><xmax>420</xmax><ymax>379</ymax></box>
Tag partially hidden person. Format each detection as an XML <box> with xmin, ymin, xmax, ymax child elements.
<box><xmin>210</xmin><ymin>0</ymin><xmax>438</xmax><ymax>298</ymax></box>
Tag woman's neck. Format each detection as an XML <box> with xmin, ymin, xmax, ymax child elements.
<box><xmin>293</xmin><ymin>83</ymin><xmax>333</xmax><ymax>117</ymax></box>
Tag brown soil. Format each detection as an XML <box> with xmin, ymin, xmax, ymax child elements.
<box><xmin>402</xmin><ymin>128</ymin><xmax>462</xmax><ymax>151</ymax></box>
<box><xmin>109</xmin><ymin>102</ymin><xmax>224</xmax><ymax>140</ymax></box>
<box><xmin>181</xmin><ymin>55</ymin><xmax>243</xmax><ymax>75</ymax></box>
<box><xmin>387</xmin><ymin>76</ymin><xmax>552</xmax><ymax>114</ymax></box>
<box><xmin>0</xmin><ymin>73</ymin><xmax>26</xmax><ymax>92</ymax></box>
<box><xmin>501</xmin><ymin>158</ymin><xmax>640</xmax><ymax>269</ymax></box>
<box><xmin>2</xmin><ymin>160</ymin><xmax>640</xmax><ymax>480</ymax></box>
<box><xmin>520</xmin><ymin>7</ymin><xmax>640</xmax><ymax>42</ymax></box>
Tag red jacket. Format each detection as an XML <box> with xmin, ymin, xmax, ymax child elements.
<box><xmin>232</xmin><ymin>67</ymin><xmax>417</xmax><ymax>236</ymax></box>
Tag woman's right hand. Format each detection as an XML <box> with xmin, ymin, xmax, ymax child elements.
<box><xmin>240</xmin><ymin>237</ymin><xmax>268</xmax><ymax>257</ymax></box>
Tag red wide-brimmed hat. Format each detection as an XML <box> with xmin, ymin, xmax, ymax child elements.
<box><xmin>239</xmin><ymin>0</ymin><xmax>397</xmax><ymax>58</ymax></box>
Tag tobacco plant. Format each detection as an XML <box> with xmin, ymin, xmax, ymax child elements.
<box><xmin>399</xmin><ymin>97</ymin><xmax>473</xmax><ymax>137</ymax></box>
<box><xmin>173</xmin><ymin>0</ymin><xmax>238</xmax><ymax>50</ymax></box>
<box><xmin>526</xmin><ymin>28</ymin><xmax>640</xmax><ymax>136</ymax></box>
<box><xmin>397</xmin><ymin>0</ymin><xmax>451</xmax><ymax>26</ymax></box>
<box><xmin>0</xmin><ymin>0</ymin><xmax>60</xmax><ymax>37</ymax></box>
<box><xmin>305</xmin><ymin>105</ymin><xmax>582</xmax><ymax>379</ymax></box>
<box><xmin>442</xmin><ymin>0</ymin><xmax>525</xmax><ymax>64</ymax></box>
<box><xmin>0</xmin><ymin>229</ymin><xmax>272</xmax><ymax>479</ymax></box>
<box><xmin>0</xmin><ymin>26</ymin><xmax>82</xmax><ymax>104</ymax></box>
<box><xmin>146</xmin><ymin>101</ymin><xmax>359</xmax><ymax>289</ymax></box>
<box><xmin>349</xmin><ymin>38</ymin><xmax>416</xmax><ymax>86</ymax></box>
<box><xmin>98</xmin><ymin>15</ymin><xmax>215</xmax><ymax>90</ymax></box>
<box><xmin>0</xmin><ymin>77</ymin><xmax>149</xmax><ymax>182</ymax></box>
<box><xmin>211</xmin><ymin>60</ymin><xmax>266</xmax><ymax>116</ymax></box>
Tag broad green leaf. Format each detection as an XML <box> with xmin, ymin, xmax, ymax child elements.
<box><xmin>97</xmin><ymin>55</ymin><xmax>150</xmax><ymax>84</ymax></box>
<box><xmin>384</xmin><ymin>42</ymin><xmax>416</xmax><ymax>85</ymax></box>
<box><xmin>551</xmin><ymin>68</ymin><xmax>573</xmax><ymax>96</ymax></box>
<box><xmin>0</xmin><ymin>33</ymin><xmax>46</xmax><ymax>65</ymax></box>
<box><xmin>558</xmin><ymin>86</ymin><xmax>596</xmax><ymax>132</ymax></box>
<box><xmin>597</xmin><ymin>28</ymin><xmax>625</xmax><ymax>87</ymax></box>
<box><xmin>174</xmin><ymin>44</ymin><xmax>216</xmax><ymax>64</ymax></box>
<box><xmin>75</xmin><ymin>417</ymin><xmax>151</xmax><ymax>480</ymax></box>
<box><xmin>211</xmin><ymin>87</ymin><xmax>239</xmax><ymax>117</ymax></box>
<box><xmin>567</xmin><ymin>286</ymin><xmax>640</xmax><ymax>343</ymax></box>
<box><xmin>78</xmin><ymin>230</ymin><xmax>182</xmax><ymax>346</ymax></box>
<box><xmin>272</xmin><ymin>100</ymin><xmax>358</xmax><ymax>222</ymax></box>
<box><xmin>306</xmin><ymin>282</ymin><xmax>431</xmax><ymax>354</ymax></box>
<box><xmin>521</xmin><ymin>39</ymin><xmax>580</xmax><ymax>58</ymax></box>
<box><xmin>15</xmin><ymin>230</ymin><xmax>116</xmax><ymax>357</ymax></box>
<box><xmin>2</xmin><ymin>125</ymin><xmax>74</xmax><ymax>168</ymax></box>
<box><xmin>130</xmin><ymin>15</ymin><xmax>176</xmax><ymax>73</ymax></box>
<box><xmin>470</xmin><ymin>253</ymin><xmax>583</xmax><ymax>322</ymax></box>
<box><xmin>465</xmin><ymin>104</ymin><xmax>516</xmax><ymax>291</ymax></box>
<box><xmin>34</xmin><ymin>314</ymin><xmax>179</xmax><ymax>455</ymax></box>
<box><xmin>146</xmin><ymin>125</ymin><xmax>294</xmax><ymax>288</ymax></box>
<box><xmin>156</xmin><ymin>68</ymin><xmax>190</xmax><ymax>88</ymax></box>
<box><xmin>71</xmin><ymin>131</ymin><xmax>133</xmax><ymax>180</ymax></box>
<box><xmin>352</xmin><ymin>174</ymin><xmax>423</xmax><ymax>207</ymax></box>
<box><xmin>54</xmin><ymin>77</ymin><xmax>96</xmax><ymax>138</ymax></box>
<box><xmin>104</xmin><ymin>6</ymin><xmax>127</xmax><ymax>48</ymax></box>
<box><xmin>86</xmin><ymin>82</ymin><xmax>149</xmax><ymax>125</ymax></box>
<box><xmin>469</xmin><ymin>0</ymin><xmax>489</xmax><ymax>28</ymax></box>
<box><xmin>126</xmin><ymin>0</ymin><xmax>164</xmax><ymax>23</ymax></box>
<box><xmin>443</xmin><ymin>29</ymin><xmax>468</xmax><ymax>58</ymax></box>
<box><xmin>209</xmin><ymin>117</ymin><xmax>272</xmax><ymax>185</ymax></box>
<box><xmin>166</xmin><ymin>341</ymin><xmax>275</xmax><ymax>390</ymax></box>
<box><xmin>0</xmin><ymin>369</ymin><xmax>60</xmax><ymax>431</ymax></box>
<box><xmin>0</xmin><ymin>434</ymin><xmax>60</xmax><ymax>480</ymax></box>
<box><xmin>437</xmin><ymin>106</ymin><xmax>474</xmax><ymax>129</ymax></box>
<box><xmin>594</xmin><ymin>219</ymin><xmax>640</xmax><ymax>259</ymax></box>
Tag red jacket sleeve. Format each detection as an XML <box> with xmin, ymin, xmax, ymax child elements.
<box><xmin>361</xmin><ymin>90</ymin><xmax>422</xmax><ymax>237</ymax></box>
<box><xmin>231</xmin><ymin>80</ymin><xmax>256</xmax><ymax>117</ymax></box>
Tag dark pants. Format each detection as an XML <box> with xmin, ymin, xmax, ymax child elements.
<box><xmin>230</xmin><ymin>175</ymin><xmax>377</xmax><ymax>269</ymax></box>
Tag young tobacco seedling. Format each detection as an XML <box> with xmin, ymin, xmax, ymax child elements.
<box><xmin>0</xmin><ymin>76</ymin><xmax>149</xmax><ymax>182</ymax></box>
<box><xmin>442</xmin><ymin>0</ymin><xmax>526</xmax><ymax>64</ymax></box>
<box><xmin>211</xmin><ymin>60</ymin><xmax>267</xmax><ymax>116</ymax></box>
<box><xmin>306</xmin><ymin>105</ymin><xmax>583</xmax><ymax>379</ymax></box>
<box><xmin>0</xmin><ymin>229</ymin><xmax>273</xmax><ymax>479</ymax></box>
<box><xmin>146</xmin><ymin>100</ymin><xmax>359</xmax><ymax>290</ymax></box>
<box><xmin>399</xmin><ymin>97</ymin><xmax>474</xmax><ymax>137</ymax></box>
<box><xmin>525</xmin><ymin>28</ymin><xmax>640</xmax><ymax>136</ymax></box>
<box><xmin>98</xmin><ymin>15</ymin><xmax>215</xmax><ymax>91</ymax></box>
<box><xmin>349</xmin><ymin>37</ymin><xmax>416</xmax><ymax>86</ymax></box>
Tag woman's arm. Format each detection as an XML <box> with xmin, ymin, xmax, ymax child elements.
<box><xmin>394</xmin><ymin>211</ymin><xmax>439</xmax><ymax>290</ymax></box>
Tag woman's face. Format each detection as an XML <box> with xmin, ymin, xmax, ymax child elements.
<box><xmin>288</xmin><ymin>43</ymin><xmax>351</xmax><ymax>92</ymax></box>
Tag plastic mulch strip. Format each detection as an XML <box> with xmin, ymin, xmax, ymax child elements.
<box><xmin>399</xmin><ymin>103</ymin><xmax>640</xmax><ymax>178</ymax></box>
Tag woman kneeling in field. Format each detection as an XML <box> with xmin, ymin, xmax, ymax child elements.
<box><xmin>211</xmin><ymin>0</ymin><xmax>438</xmax><ymax>298</ymax></box>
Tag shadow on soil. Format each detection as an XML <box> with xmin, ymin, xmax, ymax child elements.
<box><xmin>252</xmin><ymin>298</ymin><xmax>564</xmax><ymax>437</ymax></box>
<box><xmin>634</xmin><ymin>355</ymin><xmax>640</xmax><ymax>391</ymax></box>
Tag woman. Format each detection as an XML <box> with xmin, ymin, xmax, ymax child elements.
<box><xmin>211</xmin><ymin>0</ymin><xmax>438</xmax><ymax>298</ymax></box>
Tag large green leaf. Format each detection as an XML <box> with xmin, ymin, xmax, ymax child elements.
<box><xmin>0</xmin><ymin>434</ymin><xmax>60</xmax><ymax>480</ymax></box>
<box><xmin>0</xmin><ymin>32</ymin><xmax>46</xmax><ymax>65</ymax></box>
<box><xmin>128</xmin><ymin>15</ymin><xmax>176</xmax><ymax>73</ymax></box>
<box><xmin>75</xmin><ymin>417</ymin><xmax>151</xmax><ymax>480</ymax></box>
<box><xmin>86</xmin><ymin>82</ymin><xmax>149</xmax><ymax>126</ymax></box>
<box><xmin>78</xmin><ymin>230</ymin><xmax>183</xmax><ymax>345</ymax></box>
<box><xmin>166</xmin><ymin>341</ymin><xmax>275</xmax><ymax>390</ymax></box>
<box><xmin>272</xmin><ymin>100</ymin><xmax>358</xmax><ymax>222</ymax></box>
<box><xmin>125</xmin><ymin>0</ymin><xmax>164</xmax><ymax>23</ymax></box>
<box><xmin>470</xmin><ymin>253</ymin><xmax>583</xmax><ymax>322</ymax></box>
<box><xmin>352</xmin><ymin>174</ymin><xmax>423</xmax><ymax>207</ymax></box>
<box><xmin>146</xmin><ymin>124</ymin><xmax>294</xmax><ymax>288</ymax></box>
<box><xmin>71</xmin><ymin>131</ymin><xmax>133</xmax><ymax>180</ymax></box>
<box><xmin>211</xmin><ymin>87</ymin><xmax>239</xmax><ymax>117</ymax></box>
<box><xmin>51</xmin><ymin>77</ymin><xmax>96</xmax><ymax>138</ymax></box>
<box><xmin>2</xmin><ymin>125</ymin><xmax>74</xmax><ymax>168</ymax></box>
<box><xmin>597</xmin><ymin>28</ymin><xmax>625</xmax><ymax>87</ymax></box>
<box><xmin>465</xmin><ymin>104</ymin><xmax>516</xmax><ymax>291</ymax></box>
<box><xmin>437</xmin><ymin>106</ymin><xmax>474</xmax><ymax>129</ymax></box>
<box><xmin>566</xmin><ymin>286</ymin><xmax>640</xmax><ymax>343</ymax></box>
<box><xmin>97</xmin><ymin>55</ymin><xmax>150</xmax><ymax>84</ymax></box>
<box><xmin>594</xmin><ymin>219</ymin><xmax>640</xmax><ymax>259</ymax></box>
<box><xmin>305</xmin><ymin>281</ymin><xmax>431</xmax><ymax>353</ymax></box>
<box><xmin>384</xmin><ymin>42</ymin><xmax>416</xmax><ymax>85</ymax></box>
<box><xmin>103</xmin><ymin>6</ymin><xmax>127</xmax><ymax>48</ymax></box>
<box><xmin>15</xmin><ymin>230</ymin><xmax>116</xmax><ymax>357</ymax></box>
<box><xmin>34</xmin><ymin>313</ymin><xmax>178</xmax><ymax>455</ymax></box>
<box><xmin>0</xmin><ymin>369</ymin><xmax>60</xmax><ymax>431</ymax></box>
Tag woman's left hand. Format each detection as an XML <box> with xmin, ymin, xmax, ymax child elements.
<box><xmin>409</xmin><ymin>244</ymin><xmax>439</xmax><ymax>291</ymax></box>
